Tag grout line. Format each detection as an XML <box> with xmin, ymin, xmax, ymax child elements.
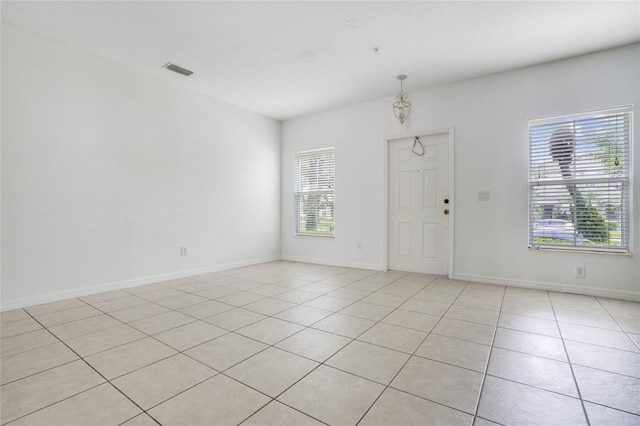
<box><xmin>471</xmin><ymin>284</ymin><xmax>507</xmax><ymax>423</ymax></box>
<box><xmin>1</xmin><ymin>380</ymin><xmax>108</xmax><ymax>425</ymax></box>
<box><xmin>116</xmin><ymin>413</ymin><xmax>162</xmax><ymax>426</ymax></box>
<box><xmin>594</xmin><ymin>296</ymin><xmax>640</xmax><ymax>352</ymax></box>
<box><xmin>0</xmin><ymin>354</ymin><xmax>79</xmax><ymax>387</ymax></box>
<box><xmin>547</xmin><ymin>291</ymin><xmax>592</xmax><ymax>426</ymax></box>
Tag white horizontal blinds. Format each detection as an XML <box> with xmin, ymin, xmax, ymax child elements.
<box><xmin>294</xmin><ymin>148</ymin><xmax>335</xmax><ymax>236</ymax></box>
<box><xmin>529</xmin><ymin>107</ymin><xmax>631</xmax><ymax>251</ymax></box>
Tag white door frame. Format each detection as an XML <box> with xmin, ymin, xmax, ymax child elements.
<box><xmin>382</xmin><ymin>127</ymin><xmax>455</xmax><ymax>277</ymax></box>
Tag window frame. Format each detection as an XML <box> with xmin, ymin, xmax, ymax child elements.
<box><xmin>293</xmin><ymin>148</ymin><xmax>335</xmax><ymax>237</ymax></box>
<box><xmin>528</xmin><ymin>106</ymin><xmax>633</xmax><ymax>254</ymax></box>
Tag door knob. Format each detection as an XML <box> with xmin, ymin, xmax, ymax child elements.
<box><xmin>444</xmin><ymin>209</ymin><xmax>450</xmax><ymax>215</ymax></box>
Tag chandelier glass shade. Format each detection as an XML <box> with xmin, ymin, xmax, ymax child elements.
<box><xmin>393</xmin><ymin>74</ymin><xmax>411</xmax><ymax>124</ymax></box>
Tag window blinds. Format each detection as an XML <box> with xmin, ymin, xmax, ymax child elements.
<box><xmin>294</xmin><ymin>148</ymin><xmax>335</xmax><ymax>236</ymax></box>
<box><xmin>528</xmin><ymin>107</ymin><xmax>632</xmax><ymax>252</ymax></box>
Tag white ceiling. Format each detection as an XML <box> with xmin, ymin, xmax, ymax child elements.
<box><xmin>2</xmin><ymin>1</ymin><xmax>639</xmax><ymax>121</ymax></box>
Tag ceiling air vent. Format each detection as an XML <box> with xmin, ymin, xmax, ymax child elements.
<box><xmin>163</xmin><ymin>63</ymin><xmax>194</xmax><ymax>77</ymax></box>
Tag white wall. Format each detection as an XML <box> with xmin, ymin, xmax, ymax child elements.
<box><xmin>281</xmin><ymin>43</ymin><xmax>640</xmax><ymax>301</ymax></box>
<box><xmin>1</xmin><ymin>23</ymin><xmax>281</xmax><ymax>310</ymax></box>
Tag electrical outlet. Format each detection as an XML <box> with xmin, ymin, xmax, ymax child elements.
<box><xmin>180</xmin><ymin>246</ymin><xmax>188</xmax><ymax>256</ymax></box>
<box><xmin>576</xmin><ymin>266</ymin><xmax>585</xmax><ymax>279</ymax></box>
<box><xmin>478</xmin><ymin>191</ymin><xmax>490</xmax><ymax>202</ymax></box>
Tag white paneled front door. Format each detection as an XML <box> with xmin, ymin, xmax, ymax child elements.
<box><xmin>388</xmin><ymin>132</ymin><xmax>450</xmax><ymax>275</ymax></box>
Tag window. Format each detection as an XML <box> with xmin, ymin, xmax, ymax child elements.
<box><xmin>529</xmin><ymin>107</ymin><xmax>632</xmax><ymax>253</ymax></box>
<box><xmin>294</xmin><ymin>148</ymin><xmax>335</xmax><ymax>236</ymax></box>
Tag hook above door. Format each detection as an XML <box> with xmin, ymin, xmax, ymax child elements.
<box><xmin>412</xmin><ymin>136</ymin><xmax>425</xmax><ymax>156</ymax></box>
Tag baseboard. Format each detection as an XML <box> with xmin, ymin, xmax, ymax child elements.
<box><xmin>452</xmin><ymin>273</ymin><xmax>640</xmax><ymax>302</ymax></box>
<box><xmin>1</xmin><ymin>255</ymin><xmax>282</xmax><ymax>311</ymax></box>
<box><xmin>280</xmin><ymin>255</ymin><xmax>385</xmax><ymax>272</ymax></box>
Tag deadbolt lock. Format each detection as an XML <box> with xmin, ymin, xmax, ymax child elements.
<box><xmin>444</xmin><ymin>198</ymin><xmax>449</xmax><ymax>204</ymax></box>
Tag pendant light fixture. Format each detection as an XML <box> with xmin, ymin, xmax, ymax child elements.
<box><xmin>393</xmin><ymin>74</ymin><xmax>411</xmax><ymax>124</ymax></box>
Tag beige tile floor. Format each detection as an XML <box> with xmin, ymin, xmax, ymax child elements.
<box><xmin>1</xmin><ymin>261</ymin><xmax>639</xmax><ymax>425</ymax></box>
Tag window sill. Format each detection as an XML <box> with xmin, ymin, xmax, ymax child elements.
<box><xmin>528</xmin><ymin>245</ymin><xmax>631</xmax><ymax>256</ymax></box>
<box><xmin>294</xmin><ymin>233</ymin><xmax>335</xmax><ymax>239</ymax></box>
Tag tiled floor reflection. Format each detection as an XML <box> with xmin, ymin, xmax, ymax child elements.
<box><xmin>1</xmin><ymin>261</ymin><xmax>639</xmax><ymax>425</ymax></box>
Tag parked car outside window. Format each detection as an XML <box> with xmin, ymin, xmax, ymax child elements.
<box><xmin>532</xmin><ymin>219</ymin><xmax>589</xmax><ymax>242</ymax></box>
